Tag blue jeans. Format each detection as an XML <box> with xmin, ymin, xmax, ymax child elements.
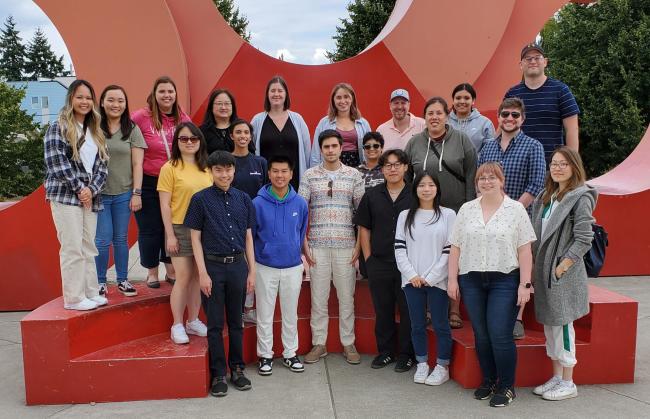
<box><xmin>95</xmin><ymin>191</ymin><xmax>132</xmax><ymax>284</ymax></box>
<box><xmin>459</xmin><ymin>271</ymin><xmax>519</xmax><ymax>390</ymax></box>
<box><xmin>403</xmin><ymin>284</ymin><xmax>452</xmax><ymax>365</ymax></box>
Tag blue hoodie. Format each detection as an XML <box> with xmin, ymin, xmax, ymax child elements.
<box><xmin>252</xmin><ymin>184</ymin><xmax>309</xmax><ymax>269</ymax></box>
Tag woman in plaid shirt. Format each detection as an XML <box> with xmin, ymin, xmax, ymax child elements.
<box><xmin>44</xmin><ymin>79</ymin><xmax>109</xmax><ymax>311</ymax></box>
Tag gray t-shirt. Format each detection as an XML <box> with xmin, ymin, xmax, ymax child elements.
<box><xmin>104</xmin><ymin>124</ymin><xmax>147</xmax><ymax>195</ymax></box>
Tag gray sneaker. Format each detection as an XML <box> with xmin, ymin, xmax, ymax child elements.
<box><xmin>513</xmin><ymin>320</ymin><xmax>525</xmax><ymax>340</ymax></box>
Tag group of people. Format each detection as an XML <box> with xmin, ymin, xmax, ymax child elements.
<box><xmin>43</xmin><ymin>42</ymin><xmax>596</xmax><ymax>407</ymax></box>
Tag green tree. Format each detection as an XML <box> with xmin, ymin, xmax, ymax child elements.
<box><xmin>24</xmin><ymin>28</ymin><xmax>66</xmax><ymax>80</ymax></box>
<box><xmin>0</xmin><ymin>82</ymin><xmax>44</xmax><ymax>199</ymax></box>
<box><xmin>326</xmin><ymin>0</ymin><xmax>396</xmax><ymax>62</ymax></box>
<box><xmin>541</xmin><ymin>0</ymin><xmax>650</xmax><ymax>177</ymax></box>
<box><xmin>213</xmin><ymin>0</ymin><xmax>251</xmax><ymax>42</ymax></box>
<box><xmin>0</xmin><ymin>16</ymin><xmax>27</xmax><ymax>81</ymax></box>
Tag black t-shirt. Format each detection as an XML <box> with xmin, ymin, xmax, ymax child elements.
<box><xmin>354</xmin><ymin>183</ymin><xmax>412</xmax><ymax>262</ymax></box>
<box><xmin>260</xmin><ymin>115</ymin><xmax>300</xmax><ymax>190</ymax></box>
<box><xmin>232</xmin><ymin>153</ymin><xmax>268</xmax><ymax>200</ymax></box>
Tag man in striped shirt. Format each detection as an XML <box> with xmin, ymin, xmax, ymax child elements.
<box><xmin>505</xmin><ymin>43</ymin><xmax>580</xmax><ymax>161</ymax></box>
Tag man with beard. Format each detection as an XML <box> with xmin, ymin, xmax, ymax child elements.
<box><xmin>376</xmin><ymin>89</ymin><xmax>425</xmax><ymax>151</ymax></box>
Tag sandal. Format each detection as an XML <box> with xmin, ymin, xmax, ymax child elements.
<box><xmin>146</xmin><ymin>278</ymin><xmax>160</xmax><ymax>289</ymax></box>
<box><xmin>165</xmin><ymin>275</ymin><xmax>176</xmax><ymax>286</ymax></box>
<box><xmin>449</xmin><ymin>311</ymin><xmax>463</xmax><ymax>329</ymax></box>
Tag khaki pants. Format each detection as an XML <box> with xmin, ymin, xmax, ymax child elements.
<box><xmin>309</xmin><ymin>247</ymin><xmax>356</xmax><ymax>347</ymax></box>
<box><xmin>50</xmin><ymin>201</ymin><xmax>100</xmax><ymax>305</ymax></box>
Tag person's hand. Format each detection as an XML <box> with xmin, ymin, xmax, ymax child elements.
<box><xmin>350</xmin><ymin>247</ymin><xmax>360</xmax><ymax>265</ymax></box>
<box><xmin>303</xmin><ymin>246</ymin><xmax>315</xmax><ymax>267</ymax></box>
<box><xmin>199</xmin><ymin>271</ymin><xmax>212</xmax><ymax>297</ymax></box>
<box><xmin>130</xmin><ymin>194</ymin><xmax>142</xmax><ymax>211</ymax></box>
<box><xmin>246</xmin><ymin>273</ymin><xmax>256</xmax><ymax>294</ymax></box>
<box><xmin>166</xmin><ymin>235</ymin><xmax>179</xmax><ymax>256</ymax></box>
<box><xmin>447</xmin><ymin>280</ymin><xmax>460</xmax><ymax>301</ymax></box>
<box><xmin>409</xmin><ymin>276</ymin><xmax>426</xmax><ymax>288</ymax></box>
<box><xmin>77</xmin><ymin>187</ymin><xmax>92</xmax><ymax>208</ymax></box>
<box><xmin>517</xmin><ymin>285</ymin><xmax>531</xmax><ymax>306</ymax></box>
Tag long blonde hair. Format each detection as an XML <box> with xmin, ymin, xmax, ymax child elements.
<box><xmin>58</xmin><ymin>79</ymin><xmax>108</xmax><ymax>162</ymax></box>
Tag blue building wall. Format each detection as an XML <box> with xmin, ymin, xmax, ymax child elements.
<box><xmin>6</xmin><ymin>80</ymin><xmax>69</xmax><ymax>126</ymax></box>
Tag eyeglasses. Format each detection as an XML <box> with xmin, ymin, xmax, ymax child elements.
<box><xmin>179</xmin><ymin>136</ymin><xmax>200</xmax><ymax>144</ymax></box>
<box><xmin>214</xmin><ymin>102</ymin><xmax>232</xmax><ymax>107</ymax></box>
<box><xmin>383</xmin><ymin>162</ymin><xmax>403</xmax><ymax>170</ymax></box>
<box><xmin>478</xmin><ymin>176</ymin><xmax>499</xmax><ymax>183</ymax></box>
<box><xmin>327</xmin><ymin>180</ymin><xmax>333</xmax><ymax>197</ymax></box>
<box><xmin>523</xmin><ymin>55</ymin><xmax>544</xmax><ymax>63</ymax></box>
<box><xmin>499</xmin><ymin>111</ymin><xmax>521</xmax><ymax>119</ymax></box>
<box><xmin>363</xmin><ymin>143</ymin><xmax>381</xmax><ymax>150</ymax></box>
<box><xmin>549</xmin><ymin>161</ymin><xmax>570</xmax><ymax>169</ymax></box>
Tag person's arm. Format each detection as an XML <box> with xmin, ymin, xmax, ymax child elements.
<box><xmin>517</xmin><ymin>242</ymin><xmax>533</xmax><ymax>306</ymax></box>
<box><xmin>159</xmin><ymin>191</ymin><xmax>178</xmax><ymax>255</ymax></box>
<box><xmin>557</xmin><ymin>195</ymin><xmax>595</xmax><ymax>277</ymax></box>
<box><xmin>130</xmin><ymin>147</ymin><xmax>145</xmax><ymax>211</ymax></box>
<box><xmin>563</xmin><ymin>115</ymin><xmax>579</xmax><ymax>152</ymax></box>
<box><xmin>359</xmin><ymin>226</ymin><xmax>371</xmax><ymax>261</ymax></box>
<box><xmin>394</xmin><ymin>213</ymin><xmax>424</xmax><ymax>287</ymax></box>
<box><xmin>191</xmin><ymin>229</ymin><xmax>212</xmax><ymax>297</ymax></box>
<box><xmin>296</xmin><ymin>113</ymin><xmax>312</xmax><ymax>170</ymax></box>
<box><xmin>310</xmin><ymin>119</ymin><xmax>325</xmax><ymax>167</ymax></box>
<box><xmin>447</xmin><ymin>245</ymin><xmax>461</xmax><ymax>300</ymax></box>
<box><xmin>245</xmin><ymin>228</ymin><xmax>255</xmax><ymax>293</ymax></box>
<box><xmin>44</xmin><ymin>122</ymin><xmax>85</xmax><ymax>193</ymax></box>
<box><xmin>463</xmin><ymin>137</ymin><xmax>478</xmax><ymax>201</ymax></box>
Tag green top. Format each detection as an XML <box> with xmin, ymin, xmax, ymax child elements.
<box><xmin>268</xmin><ymin>185</ymin><xmax>288</xmax><ymax>201</ymax></box>
<box><xmin>104</xmin><ymin>124</ymin><xmax>147</xmax><ymax>195</ymax></box>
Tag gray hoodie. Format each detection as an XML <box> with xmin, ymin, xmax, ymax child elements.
<box><xmin>448</xmin><ymin>109</ymin><xmax>495</xmax><ymax>154</ymax></box>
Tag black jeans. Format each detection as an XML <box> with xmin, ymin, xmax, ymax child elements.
<box><xmin>203</xmin><ymin>257</ymin><xmax>248</xmax><ymax>378</ymax></box>
<box><xmin>134</xmin><ymin>174</ymin><xmax>170</xmax><ymax>268</ymax></box>
<box><xmin>366</xmin><ymin>256</ymin><xmax>414</xmax><ymax>357</ymax></box>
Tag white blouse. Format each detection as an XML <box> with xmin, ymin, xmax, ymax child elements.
<box><xmin>450</xmin><ymin>196</ymin><xmax>536</xmax><ymax>275</ymax></box>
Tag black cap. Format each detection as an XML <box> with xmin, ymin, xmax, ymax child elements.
<box><xmin>520</xmin><ymin>43</ymin><xmax>545</xmax><ymax>59</ymax></box>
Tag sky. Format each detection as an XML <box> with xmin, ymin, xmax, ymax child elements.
<box><xmin>0</xmin><ymin>0</ymin><xmax>351</xmax><ymax>68</ymax></box>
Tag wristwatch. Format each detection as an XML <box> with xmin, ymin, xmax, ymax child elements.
<box><xmin>521</xmin><ymin>282</ymin><xmax>532</xmax><ymax>289</ymax></box>
<box><xmin>132</xmin><ymin>188</ymin><xmax>142</xmax><ymax>196</ymax></box>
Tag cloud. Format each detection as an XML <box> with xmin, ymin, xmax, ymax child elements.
<box><xmin>275</xmin><ymin>48</ymin><xmax>296</xmax><ymax>62</ymax></box>
<box><xmin>311</xmin><ymin>48</ymin><xmax>329</xmax><ymax>65</ymax></box>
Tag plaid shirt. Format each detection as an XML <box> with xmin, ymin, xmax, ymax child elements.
<box><xmin>44</xmin><ymin>121</ymin><xmax>108</xmax><ymax>212</ymax></box>
<box><xmin>478</xmin><ymin>130</ymin><xmax>546</xmax><ymax>202</ymax></box>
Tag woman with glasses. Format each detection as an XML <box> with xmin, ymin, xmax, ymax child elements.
<box><xmin>251</xmin><ymin>76</ymin><xmax>311</xmax><ymax>190</ymax></box>
<box><xmin>447</xmin><ymin>162</ymin><xmax>536</xmax><ymax>408</ymax></box>
<box><xmin>530</xmin><ymin>147</ymin><xmax>597</xmax><ymax>401</ymax></box>
<box><xmin>357</xmin><ymin>132</ymin><xmax>386</xmax><ymax>190</ymax></box>
<box><xmin>157</xmin><ymin>122</ymin><xmax>213</xmax><ymax>344</ymax></box>
<box><xmin>200</xmin><ymin>89</ymin><xmax>253</xmax><ymax>154</ymax></box>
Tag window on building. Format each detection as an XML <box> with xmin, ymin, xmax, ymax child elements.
<box><xmin>31</xmin><ymin>96</ymin><xmax>40</xmax><ymax>108</ymax></box>
<box><xmin>41</xmin><ymin>96</ymin><xmax>49</xmax><ymax>108</ymax></box>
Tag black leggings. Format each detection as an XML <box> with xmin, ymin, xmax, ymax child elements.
<box><xmin>134</xmin><ymin>174</ymin><xmax>171</xmax><ymax>269</ymax></box>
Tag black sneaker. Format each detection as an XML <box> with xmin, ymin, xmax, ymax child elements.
<box><xmin>282</xmin><ymin>356</ymin><xmax>305</xmax><ymax>373</ymax></box>
<box><xmin>258</xmin><ymin>357</ymin><xmax>273</xmax><ymax>376</ymax></box>
<box><xmin>394</xmin><ymin>355</ymin><xmax>414</xmax><ymax>373</ymax></box>
<box><xmin>210</xmin><ymin>376</ymin><xmax>228</xmax><ymax>397</ymax></box>
<box><xmin>474</xmin><ymin>381</ymin><xmax>496</xmax><ymax>400</ymax></box>
<box><xmin>371</xmin><ymin>353</ymin><xmax>396</xmax><ymax>369</ymax></box>
<box><xmin>117</xmin><ymin>280</ymin><xmax>138</xmax><ymax>297</ymax></box>
<box><xmin>230</xmin><ymin>367</ymin><xmax>252</xmax><ymax>391</ymax></box>
<box><xmin>98</xmin><ymin>283</ymin><xmax>107</xmax><ymax>296</ymax></box>
<box><xmin>489</xmin><ymin>387</ymin><xmax>516</xmax><ymax>407</ymax></box>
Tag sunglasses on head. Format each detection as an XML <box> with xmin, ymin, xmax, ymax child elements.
<box><xmin>363</xmin><ymin>143</ymin><xmax>381</xmax><ymax>150</ymax></box>
<box><xmin>499</xmin><ymin>111</ymin><xmax>521</xmax><ymax>119</ymax></box>
<box><xmin>179</xmin><ymin>136</ymin><xmax>200</xmax><ymax>144</ymax></box>
<box><xmin>327</xmin><ymin>180</ymin><xmax>333</xmax><ymax>197</ymax></box>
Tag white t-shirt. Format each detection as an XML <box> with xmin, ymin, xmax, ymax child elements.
<box><xmin>77</xmin><ymin>123</ymin><xmax>98</xmax><ymax>175</ymax></box>
<box><xmin>450</xmin><ymin>196</ymin><xmax>536</xmax><ymax>274</ymax></box>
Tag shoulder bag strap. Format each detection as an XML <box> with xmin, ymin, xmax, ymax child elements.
<box><xmin>428</xmin><ymin>143</ymin><xmax>466</xmax><ymax>183</ymax></box>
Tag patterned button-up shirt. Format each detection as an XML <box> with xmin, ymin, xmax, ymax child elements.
<box><xmin>356</xmin><ymin>163</ymin><xmax>385</xmax><ymax>191</ymax></box>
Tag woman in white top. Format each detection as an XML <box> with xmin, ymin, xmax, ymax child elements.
<box><xmin>447</xmin><ymin>162</ymin><xmax>535</xmax><ymax>408</ymax></box>
<box><xmin>395</xmin><ymin>172</ymin><xmax>456</xmax><ymax>386</ymax></box>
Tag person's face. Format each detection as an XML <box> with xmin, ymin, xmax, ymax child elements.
<box><xmin>230</xmin><ymin>123</ymin><xmax>251</xmax><ymax>150</ymax></box>
<box><xmin>416</xmin><ymin>175</ymin><xmax>437</xmax><ymax>202</ymax></box>
<box><xmin>101</xmin><ymin>89</ymin><xmax>126</xmax><ymax>120</ymax></box>
<box><xmin>333</xmin><ymin>88</ymin><xmax>353</xmax><ymax>114</ymax></box>
<box><xmin>362</xmin><ymin>139</ymin><xmax>383</xmax><ymax>161</ymax></box>
<box><xmin>268</xmin><ymin>162</ymin><xmax>293</xmax><ymax>190</ymax></box>
<box><xmin>425</xmin><ymin>102</ymin><xmax>448</xmax><ymax>133</ymax></box>
<box><xmin>452</xmin><ymin>90</ymin><xmax>474</xmax><ymax>115</ymax></box>
<box><xmin>477</xmin><ymin>171</ymin><xmax>504</xmax><ymax>196</ymax></box>
<box><xmin>72</xmin><ymin>84</ymin><xmax>93</xmax><ymax>117</ymax></box>
<box><xmin>177</xmin><ymin>127</ymin><xmax>200</xmax><ymax>154</ymax></box>
<box><xmin>212</xmin><ymin>92</ymin><xmax>232</xmax><ymax>120</ymax></box>
<box><xmin>155</xmin><ymin>82</ymin><xmax>176</xmax><ymax>111</ymax></box>
<box><xmin>390</xmin><ymin>98</ymin><xmax>409</xmax><ymax>121</ymax></box>
<box><xmin>268</xmin><ymin>82</ymin><xmax>286</xmax><ymax>108</ymax></box>
<box><xmin>549</xmin><ymin>153</ymin><xmax>573</xmax><ymax>184</ymax></box>
<box><xmin>520</xmin><ymin>50</ymin><xmax>548</xmax><ymax>78</ymax></box>
<box><xmin>211</xmin><ymin>164</ymin><xmax>235</xmax><ymax>189</ymax></box>
<box><xmin>320</xmin><ymin>137</ymin><xmax>342</xmax><ymax>163</ymax></box>
<box><xmin>381</xmin><ymin>155</ymin><xmax>407</xmax><ymax>184</ymax></box>
<box><xmin>498</xmin><ymin>107</ymin><xmax>524</xmax><ymax>133</ymax></box>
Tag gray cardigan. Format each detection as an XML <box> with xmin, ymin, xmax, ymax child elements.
<box><xmin>531</xmin><ymin>185</ymin><xmax>598</xmax><ymax>326</ymax></box>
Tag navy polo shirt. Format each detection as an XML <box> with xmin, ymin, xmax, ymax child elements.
<box><xmin>184</xmin><ymin>185</ymin><xmax>255</xmax><ymax>255</ymax></box>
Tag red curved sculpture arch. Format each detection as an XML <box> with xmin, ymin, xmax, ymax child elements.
<box><xmin>1</xmin><ymin>0</ymin><xmax>646</xmax><ymax>310</ymax></box>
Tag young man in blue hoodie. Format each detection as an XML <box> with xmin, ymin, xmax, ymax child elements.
<box><xmin>252</xmin><ymin>155</ymin><xmax>309</xmax><ymax>376</ymax></box>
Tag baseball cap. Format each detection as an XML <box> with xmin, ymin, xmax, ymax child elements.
<box><xmin>520</xmin><ymin>43</ymin><xmax>545</xmax><ymax>59</ymax></box>
<box><xmin>390</xmin><ymin>89</ymin><xmax>410</xmax><ymax>102</ymax></box>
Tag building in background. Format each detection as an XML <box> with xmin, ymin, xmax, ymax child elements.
<box><xmin>5</xmin><ymin>76</ymin><xmax>74</xmax><ymax>126</ymax></box>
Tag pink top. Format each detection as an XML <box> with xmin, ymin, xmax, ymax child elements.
<box><xmin>376</xmin><ymin>113</ymin><xmax>426</xmax><ymax>151</ymax></box>
<box><xmin>337</xmin><ymin>128</ymin><xmax>358</xmax><ymax>152</ymax></box>
<box><xmin>132</xmin><ymin>107</ymin><xmax>191</xmax><ymax>177</ymax></box>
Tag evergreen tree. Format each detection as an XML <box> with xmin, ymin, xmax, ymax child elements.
<box><xmin>24</xmin><ymin>28</ymin><xmax>65</xmax><ymax>80</ymax></box>
<box><xmin>326</xmin><ymin>0</ymin><xmax>396</xmax><ymax>62</ymax></box>
<box><xmin>0</xmin><ymin>16</ymin><xmax>27</xmax><ymax>81</ymax></box>
<box><xmin>213</xmin><ymin>0</ymin><xmax>251</xmax><ymax>42</ymax></box>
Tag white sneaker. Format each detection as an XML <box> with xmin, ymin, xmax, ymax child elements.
<box><xmin>414</xmin><ymin>362</ymin><xmax>429</xmax><ymax>384</ymax></box>
<box><xmin>542</xmin><ymin>381</ymin><xmax>578</xmax><ymax>401</ymax></box>
<box><xmin>89</xmin><ymin>295</ymin><xmax>108</xmax><ymax>307</ymax></box>
<box><xmin>425</xmin><ymin>364</ymin><xmax>449</xmax><ymax>386</ymax></box>
<box><xmin>171</xmin><ymin>323</ymin><xmax>189</xmax><ymax>344</ymax></box>
<box><xmin>64</xmin><ymin>298</ymin><xmax>98</xmax><ymax>311</ymax></box>
<box><xmin>533</xmin><ymin>375</ymin><xmax>562</xmax><ymax>396</ymax></box>
<box><xmin>185</xmin><ymin>318</ymin><xmax>208</xmax><ymax>337</ymax></box>
<box><xmin>243</xmin><ymin>309</ymin><xmax>257</xmax><ymax>324</ymax></box>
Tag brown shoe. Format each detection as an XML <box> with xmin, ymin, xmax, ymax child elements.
<box><xmin>343</xmin><ymin>345</ymin><xmax>361</xmax><ymax>364</ymax></box>
<box><xmin>304</xmin><ymin>345</ymin><xmax>328</xmax><ymax>364</ymax></box>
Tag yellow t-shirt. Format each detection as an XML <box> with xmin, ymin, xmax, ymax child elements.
<box><xmin>157</xmin><ymin>161</ymin><xmax>213</xmax><ymax>224</ymax></box>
